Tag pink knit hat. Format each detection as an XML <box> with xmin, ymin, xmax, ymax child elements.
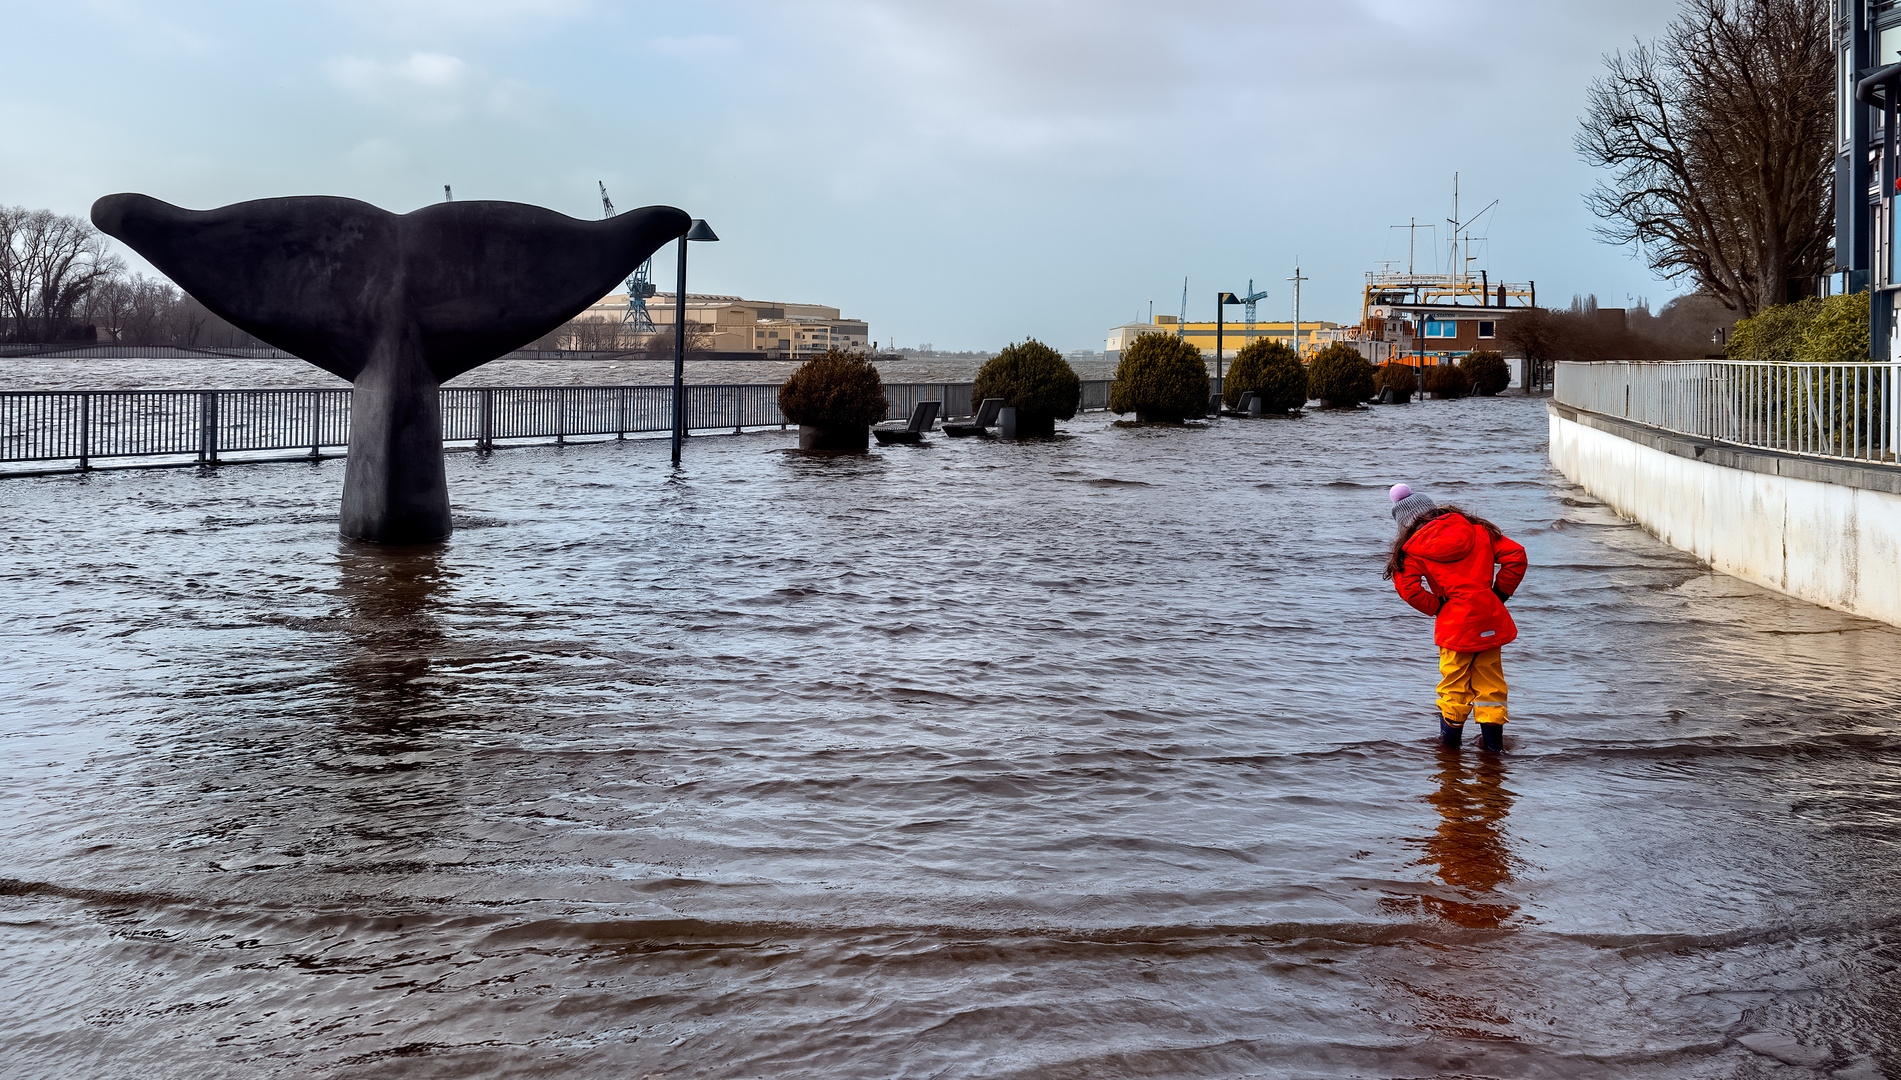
<box><xmin>1389</xmin><ymin>483</ymin><xmax>1436</xmax><ymax>531</ymax></box>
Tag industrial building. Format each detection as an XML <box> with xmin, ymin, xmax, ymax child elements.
<box><xmin>1104</xmin><ymin>316</ymin><xmax>1342</xmax><ymax>361</ymax></box>
<box><xmin>575</xmin><ymin>292</ymin><xmax>871</xmax><ymax>356</ymax></box>
<box><xmin>1358</xmin><ymin>270</ymin><xmax>1535</xmax><ymax>367</ymax></box>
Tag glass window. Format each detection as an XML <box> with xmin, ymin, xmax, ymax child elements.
<box><xmin>1882</xmin><ymin>25</ymin><xmax>1901</xmax><ymax>65</ymax></box>
<box><xmin>1423</xmin><ymin>319</ymin><xmax>1457</xmax><ymax>338</ymax></box>
<box><xmin>1844</xmin><ymin>47</ymin><xmax>1855</xmax><ymax>151</ymax></box>
<box><xmin>1478</xmin><ymin>321</ymin><xmax>1495</xmax><ymax>338</ymax></box>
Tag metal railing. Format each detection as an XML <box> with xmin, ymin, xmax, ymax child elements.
<box><xmin>1555</xmin><ymin>360</ymin><xmax>1900</xmax><ymax>465</ymax></box>
<box><xmin>1</xmin><ymin>380</ymin><xmax>1118</xmax><ymax>472</ymax></box>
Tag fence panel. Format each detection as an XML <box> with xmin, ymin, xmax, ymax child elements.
<box><xmin>3</xmin><ymin>378</ymin><xmax>1125</xmax><ymax>472</ymax></box>
<box><xmin>1555</xmin><ymin>360</ymin><xmax>1898</xmax><ymax>466</ymax></box>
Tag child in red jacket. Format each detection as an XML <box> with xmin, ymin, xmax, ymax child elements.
<box><xmin>1384</xmin><ymin>484</ymin><xmax>1527</xmax><ymax>752</ymax></box>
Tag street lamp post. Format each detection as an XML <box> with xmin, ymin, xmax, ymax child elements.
<box><xmin>1215</xmin><ymin>291</ymin><xmax>1242</xmax><ymax>408</ymax></box>
<box><xmin>672</xmin><ymin>218</ymin><xmax>720</xmax><ymax>465</ymax></box>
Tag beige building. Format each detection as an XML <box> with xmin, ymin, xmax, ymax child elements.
<box><xmin>577</xmin><ymin>292</ymin><xmax>871</xmax><ymax>356</ymax></box>
<box><xmin>1105</xmin><ymin>315</ymin><xmax>1343</xmax><ymax>361</ymax></box>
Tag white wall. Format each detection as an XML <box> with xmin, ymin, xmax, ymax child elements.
<box><xmin>1549</xmin><ymin>410</ymin><xmax>1901</xmax><ymax>627</ymax></box>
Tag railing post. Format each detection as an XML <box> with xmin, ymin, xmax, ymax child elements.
<box><xmin>479</xmin><ymin>388</ymin><xmax>494</xmax><ymax>451</ymax></box>
<box><xmin>309</xmin><ymin>389</ymin><xmax>322</xmax><ymax>459</ymax></box>
<box><xmin>617</xmin><ymin>386</ymin><xmax>626</xmax><ymax>440</ymax></box>
<box><xmin>78</xmin><ymin>393</ymin><xmax>91</xmax><ymax>471</ymax></box>
<box><xmin>197</xmin><ymin>390</ymin><xmax>217</xmax><ymax>464</ymax></box>
<box><xmin>1878</xmin><ymin>361</ymin><xmax>1893</xmax><ymax>458</ymax></box>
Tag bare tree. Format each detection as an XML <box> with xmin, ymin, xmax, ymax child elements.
<box><xmin>0</xmin><ymin>206</ymin><xmax>121</xmax><ymax>342</ymax></box>
<box><xmin>1577</xmin><ymin>0</ymin><xmax>1833</xmax><ymax>316</ymax></box>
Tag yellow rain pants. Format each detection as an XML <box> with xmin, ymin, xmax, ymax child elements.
<box><xmin>1438</xmin><ymin>647</ymin><xmax>1507</xmax><ymax>725</ymax></box>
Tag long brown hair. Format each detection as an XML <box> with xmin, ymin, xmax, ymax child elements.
<box><xmin>1383</xmin><ymin>506</ymin><xmax>1505</xmax><ymax>580</ymax></box>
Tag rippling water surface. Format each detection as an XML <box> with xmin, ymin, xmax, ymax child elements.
<box><xmin>3</xmin><ymin>396</ymin><xmax>1898</xmax><ymax>1079</ymax></box>
<box><xmin>0</xmin><ymin>354</ymin><xmax>1116</xmax><ymax>391</ymax></box>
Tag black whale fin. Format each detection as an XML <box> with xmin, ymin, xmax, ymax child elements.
<box><xmin>91</xmin><ymin>193</ymin><xmax>689</xmax><ymax>382</ymax></box>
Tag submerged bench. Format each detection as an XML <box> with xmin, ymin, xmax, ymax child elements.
<box><xmin>943</xmin><ymin>397</ymin><xmax>1004</xmax><ymax>437</ymax></box>
<box><xmin>873</xmin><ymin>400</ymin><xmax>942</xmax><ymax>445</ymax></box>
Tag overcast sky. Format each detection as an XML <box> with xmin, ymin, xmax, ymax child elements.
<box><xmin>0</xmin><ymin>0</ymin><xmax>1686</xmax><ymax>351</ymax></box>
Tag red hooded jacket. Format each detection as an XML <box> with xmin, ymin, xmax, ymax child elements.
<box><xmin>1394</xmin><ymin>512</ymin><xmax>1527</xmax><ymax>652</ymax></box>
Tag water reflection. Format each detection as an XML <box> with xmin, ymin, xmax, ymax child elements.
<box><xmin>330</xmin><ymin>540</ymin><xmax>454</xmax><ymax>734</ymax></box>
<box><xmin>9</xmin><ymin>399</ymin><xmax>1901</xmax><ymax>1077</ymax></box>
<box><xmin>1416</xmin><ymin>749</ymin><xmax>1519</xmax><ymax>929</ymax></box>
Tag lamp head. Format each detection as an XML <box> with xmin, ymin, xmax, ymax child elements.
<box><xmin>1218</xmin><ymin>292</ymin><xmax>1241</xmax><ymax>305</ymax></box>
<box><xmin>685</xmin><ymin>219</ymin><xmax>719</xmax><ymax>242</ymax></box>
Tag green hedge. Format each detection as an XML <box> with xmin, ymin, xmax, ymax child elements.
<box><xmin>1729</xmin><ymin>292</ymin><xmax>1868</xmax><ymax>366</ymax></box>
<box><xmin>778</xmin><ymin>349</ymin><xmax>889</xmax><ymax>427</ymax></box>
<box><xmin>1110</xmin><ymin>333</ymin><xmax>1210</xmax><ymax>421</ymax></box>
<box><xmin>1222</xmin><ymin>338</ymin><xmax>1307</xmax><ymax>413</ymax></box>
<box><xmin>972</xmin><ymin>338</ymin><xmax>1081</xmax><ymax>421</ymax></box>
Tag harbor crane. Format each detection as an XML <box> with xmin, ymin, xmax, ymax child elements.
<box><xmin>1237</xmin><ymin>279</ymin><xmax>1268</xmax><ymax>345</ymax></box>
<box><xmin>598</xmin><ymin>181</ymin><xmax>658</xmax><ymax>333</ymax></box>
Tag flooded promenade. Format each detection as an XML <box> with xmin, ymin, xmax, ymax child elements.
<box><xmin>2</xmin><ymin>393</ymin><xmax>1898</xmax><ymax>1078</ymax></box>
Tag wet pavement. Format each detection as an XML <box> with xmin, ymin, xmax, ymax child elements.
<box><xmin>2</xmin><ymin>395</ymin><xmax>1897</xmax><ymax>1079</ymax></box>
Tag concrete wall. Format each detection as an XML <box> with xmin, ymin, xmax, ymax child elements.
<box><xmin>1548</xmin><ymin>403</ymin><xmax>1901</xmax><ymax>627</ymax></box>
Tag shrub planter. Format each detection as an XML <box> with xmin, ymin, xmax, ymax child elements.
<box><xmin>778</xmin><ymin>349</ymin><xmax>888</xmax><ymax>455</ymax></box>
<box><xmin>1374</xmin><ymin>361</ymin><xmax>1417</xmax><ymax>404</ymax></box>
<box><xmin>1111</xmin><ymin>333</ymin><xmax>1210</xmax><ymax>422</ymax></box>
<box><xmin>1222</xmin><ymin>339</ymin><xmax>1307</xmax><ymax>414</ymax></box>
<box><xmin>1306</xmin><ymin>343</ymin><xmax>1376</xmax><ymax>410</ymax></box>
<box><xmin>1459</xmin><ymin>350</ymin><xmax>1511</xmax><ymax>396</ymax></box>
<box><xmin>799</xmin><ymin>424</ymin><xmax>870</xmax><ymax>451</ymax></box>
<box><xmin>1422</xmin><ymin>364</ymin><xmax>1469</xmax><ymax>400</ymax></box>
<box><xmin>996</xmin><ymin>406</ymin><xmax>1057</xmax><ymax>438</ymax></box>
<box><xmin>973</xmin><ymin>339</ymin><xmax>1080</xmax><ymax>438</ymax></box>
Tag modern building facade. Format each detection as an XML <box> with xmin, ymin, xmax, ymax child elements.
<box><xmin>576</xmin><ymin>292</ymin><xmax>871</xmax><ymax>356</ymax></box>
<box><xmin>1837</xmin><ymin>1</ymin><xmax>1890</xmax><ymax>356</ymax></box>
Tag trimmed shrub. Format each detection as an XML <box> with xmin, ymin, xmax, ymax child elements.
<box><xmin>1795</xmin><ymin>291</ymin><xmax>1870</xmax><ymax>364</ymax></box>
<box><xmin>1223</xmin><ymin>338</ymin><xmax>1307</xmax><ymax>413</ymax></box>
<box><xmin>1459</xmin><ymin>350</ymin><xmax>1511</xmax><ymax>396</ymax></box>
<box><xmin>972</xmin><ymin>338</ymin><xmax>1081</xmax><ymax>430</ymax></box>
<box><xmin>1422</xmin><ymin>363</ymin><xmax>1470</xmax><ymax>398</ymax></box>
<box><xmin>778</xmin><ymin>349</ymin><xmax>889</xmax><ymax>428</ymax></box>
<box><xmin>1374</xmin><ymin>361</ymin><xmax>1419</xmax><ymax>401</ymax></box>
<box><xmin>1306</xmin><ymin>342</ymin><xmax>1375</xmax><ymax>406</ymax></box>
<box><xmin>1110</xmin><ymin>332</ymin><xmax>1210</xmax><ymax>421</ymax></box>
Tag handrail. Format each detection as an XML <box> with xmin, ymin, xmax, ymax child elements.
<box><xmin>1554</xmin><ymin>360</ymin><xmax>1900</xmax><ymax>465</ymax></box>
<box><xmin>0</xmin><ymin>380</ymin><xmax>1120</xmax><ymax>474</ymax></box>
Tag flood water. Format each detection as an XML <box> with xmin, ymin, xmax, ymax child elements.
<box><xmin>0</xmin><ymin>354</ymin><xmax>1116</xmax><ymax>392</ymax></box>
<box><xmin>2</xmin><ymin>395</ymin><xmax>1898</xmax><ymax>1079</ymax></box>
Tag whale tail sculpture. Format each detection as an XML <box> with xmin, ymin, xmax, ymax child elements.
<box><xmin>91</xmin><ymin>193</ymin><xmax>690</xmax><ymax>544</ymax></box>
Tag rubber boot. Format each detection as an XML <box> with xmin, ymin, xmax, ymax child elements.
<box><xmin>1438</xmin><ymin>715</ymin><xmax>1464</xmax><ymax>749</ymax></box>
<box><xmin>1479</xmin><ymin>723</ymin><xmax>1504</xmax><ymax>753</ymax></box>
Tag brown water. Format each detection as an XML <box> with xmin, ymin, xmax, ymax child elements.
<box><xmin>2</xmin><ymin>397</ymin><xmax>1898</xmax><ymax>1079</ymax></box>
